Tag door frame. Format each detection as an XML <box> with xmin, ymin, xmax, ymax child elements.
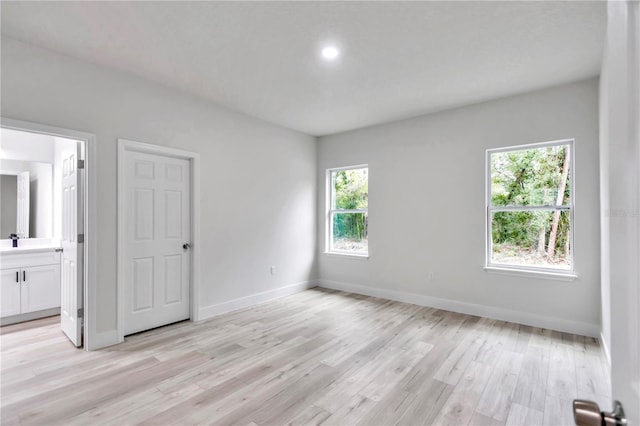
<box><xmin>0</xmin><ymin>117</ymin><xmax>97</xmax><ymax>350</ymax></box>
<box><xmin>117</xmin><ymin>139</ymin><xmax>201</xmax><ymax>342</ymax></box>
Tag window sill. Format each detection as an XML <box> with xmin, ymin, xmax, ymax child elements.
<box><xmin>324</xmin><ymin>251</ymin><xmax>369</xmax><ymax>260</ymax></box>
<box><xmin>484</xmin><ymin>266</ymin><xmax>577</xmax><ymax>281</ymax></box>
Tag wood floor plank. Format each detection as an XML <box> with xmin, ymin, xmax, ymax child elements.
<box><xmin>399</xmin><ymin>337</ymin><xmax>455</xmax><ymax>393</ymax></box>
<box><xmin>512</xmin><ymin>345</ymin><xmax>550</xmax><ymax>412</ymax></box>
<box><xmin>396</xmin><ymin>379</ymin><xmax>454</xmax><ymax>426</ymax></box>
<box><xmin>433</xmin><ymin>327</ymin><xmax>488</xmax><ymax>386</ymax></box>
<box><xmin>144</xmin><ymin>335</ymin><xmax>341</xmax><ymax>425</ymax></box>
<box><xmin>528</xmin><ymin>327</ymin><xmax>553</xmax><ymax>350</ymax></box>
<box><xmin>314</xmin><ymin>345</ymin><xmax>404</xmax><ymax>413</ymax></box>
<box><xmin>0</xmin><ymin>315</ymin><xmax>58</xmax><ymax>335</ymax></box>
<box><xmin>322</xmin><ymin>394</ymin><xmax>377</xmax><ymax>425</ymax></box>
<box><xmin>505</xmin><ymin>403</ymin><xmax>544</xmax><ymax>426</ymax></box>
<box><xmin>358</xmin><ymin>341</ymin><xmax>432</xmax><ymax>402</ymax></box>
<box><xmin>356</xmin><ymin>389</ymin><xmax>417</xmax><ymax>426</ymax></box>
<box><xmin>547</xmin><ymin>343</ymin><xmax>578</xmax><ymax>399</ymax></box>
<box><xmin>471</xmin><ymin>318</ymin><xmax>501</xmax><ymax>365</ymax></box>
<box><xmin>543</xmin><ymin>394</ymin><xmax>576</xmax><ymax>426</ymax></box>
<box><xmin>286</xmin><ymin>404</ymin><xmax>332</xmax><ymax>426</ymax></box>
<box><xmin>14</xmin><ymin>352</ymin><xmax>209</xmax><ymax>425</ymax></box>
<box><xmin>0</xmin><ymin>288</ymin><xmax>609</xmax><ymax>426</ymax></box>
<box><xmin>470</xmin><ymin>411</ymin><xmax>507</xmax><ymax>426</ymax></box>
<box><xmin>219</xmin><ymin>363</ymin><xmax>341</xmax><ymax>425</ymax></box>
<box><xmin>475</xmin><ymin>350</ymin><xmax>524</xmax><ymax>422</ymax></box>
<box><xmin>431</xmin><ymin>361</ymin><xmax>493</xmax><ymax>425</ymax></box>
<box><xmin>575</xmin><ymin>350</ymin><xmax>611</xmax><ymax>401</ymax></box>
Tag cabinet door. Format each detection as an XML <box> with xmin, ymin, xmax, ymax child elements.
<box><xmin>21</xmin><ymin>264</ymin><xmax>61</xmax><ymax>313</ymax></box>
<box><xmin>1</xmin><ymin>268</ymin><xmax>22</xmax><ymax>317</ymax></box>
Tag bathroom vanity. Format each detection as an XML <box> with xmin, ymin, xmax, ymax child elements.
<box><xmin>1</xmin><ymin>151</ymin><xmax>61</xmax><ymax>325</ymax></box>
<box><xmin>0</xmin><ymin>244</ymin><xmax>61</xmax><ymax>325</ymax></box>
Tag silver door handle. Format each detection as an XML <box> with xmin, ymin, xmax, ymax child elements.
<box><xmin>574</xmin><ymin>400</ymin><xmax>627</xmax><ymax>426</ymax></box>
<box><xmin>182</xmin><ymin>243</ymin><xmax>191</xmax><ymax>250</ymax></box>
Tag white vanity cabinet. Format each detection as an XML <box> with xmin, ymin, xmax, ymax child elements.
<box><xmin>1</xmin><ymin>268</ymin><xmax>22</xmax><ymax>317</ymax></box>
<box><xmin>0</xmin><ymin>249</ymin><xmax>61</xmax><ymax>322</ymax></box>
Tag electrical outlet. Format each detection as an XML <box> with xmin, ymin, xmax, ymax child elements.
<box><xmin>270</xmin><ymin>265</ymin><xmax>277</xmax><ymax>275</ymax></box>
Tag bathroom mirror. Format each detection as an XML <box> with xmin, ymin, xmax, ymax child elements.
<box><xmin>0</xmin><ymin>159</ymin><xmax>53</xmax><ymax>239</ymax></box>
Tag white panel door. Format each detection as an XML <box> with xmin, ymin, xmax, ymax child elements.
<box><xmin>16</xmin><ymin>171</ymin><xmax>29</xmax><ymax>238</ymax></box>
<box><xmin>606</xmin><ymin>1</ymin><xmax>640</xmax><ymax>423</ymax></box>
<box><xmin>21</xmin><ymin>264</ymin><xmax>61</xmax><ymax>313</ymax></box>
<box><xmin>0</xmin><ymin>268</ymin><xmax>21</xmax><ymax>317</ymax></box>
<box><xmin>124</xmin><ymin>151</ymin><xmax>190</xmax><ymax>335</ymax></box>
<box><xmin>60</xmin><ymin>141</ymin><xmax>83</xmax><ymax>347</ymax></box>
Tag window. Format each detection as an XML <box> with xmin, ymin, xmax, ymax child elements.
<box><xmin>327</xmin><ymin>166</ymin><xmax>368</xmax><ymax>256</ymax></box>
<box><xmin>487</xmin><ymin>140</ymin><xmax>574</xmax><ymax>273</ymax></box>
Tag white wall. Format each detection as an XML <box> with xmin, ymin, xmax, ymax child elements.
<box><xmin>1</xmin><ymin>37</ymin><xmax>317</xmax><ymax>343</ymax></box>
<box><xmin>0</xmin><ymin>128</ymin><xmax>55</xmax><ymax>163</ymax></box>
<box><xmin>318</xmin><ymin>78</ymin><xmax>601</xmax><ymax>336</ymax></box>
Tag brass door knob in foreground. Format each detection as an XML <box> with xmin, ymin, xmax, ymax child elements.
<box><xmin>573</xmin><ymin>400</ymin><xmax>627</xmax><ymax>426</ymax></box>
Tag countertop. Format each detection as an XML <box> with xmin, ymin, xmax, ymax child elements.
<box><xmin>0</xmin><ymin>246</ymin><xmax>61</xmax><ymax>255</ymax></box>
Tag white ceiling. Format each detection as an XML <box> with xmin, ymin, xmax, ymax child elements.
<box><xmin>1</xmin><ymin>1</ymin><xmax>606</xmax><ymax>136</ymax></box>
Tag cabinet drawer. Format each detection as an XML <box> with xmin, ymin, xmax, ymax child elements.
<box><xmin>0</xmin><ymin>251</ymin><xmax>61</xmax><ymax>269</ymax></box>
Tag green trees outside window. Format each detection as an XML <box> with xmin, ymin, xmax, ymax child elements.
<box><xmin>488</xmin><ymin>142</ymin><xmax>573</xmax><ymax>270</ymax></box>
<box><xmin>329</xmin><ymin>167</ymin><xmax>368</xmax><ymax>254</ymax></box>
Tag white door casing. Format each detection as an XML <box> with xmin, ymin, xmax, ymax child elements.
<box><xmin>16</xmin><ymin>171</ymin><xmax>29</xmax><ymax>238</ymax></box>
<box><xmin>60</xmin><ymin>140</ymin><xmax>84</xmax><ymax>347</ymax></box>
<box><xmin>123</xmin><ymin>150</ymin><xmax>191</xmax><ymax>335</ymax></box>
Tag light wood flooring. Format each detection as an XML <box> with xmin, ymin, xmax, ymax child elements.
<box><xmin>1</xmin><ymin>288</ymin><xmax>610</xmax><ymax>425</ymax></box>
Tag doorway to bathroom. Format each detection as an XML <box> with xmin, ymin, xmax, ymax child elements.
<box><xmin>0</xmin><ymin>118</ymin><xmax>96</xmax><ymax>349</ymax></box>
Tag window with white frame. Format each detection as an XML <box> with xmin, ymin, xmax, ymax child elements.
<box><xmin>327</xmin><ymin>166</ymin><xmax>368</xmax><ymax>255</ymax></box>
<box><xmin>487</xmin><ymin>140</ymin><xmax>574</xmax><ymax>272</ymax></box>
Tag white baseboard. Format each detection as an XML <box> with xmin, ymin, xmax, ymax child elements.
<box><xmin>86</xmin><ymin>329</ymin><xmax>121</xmax><ymax>351</ymax></box>
<box><xmin>198</xmin><ymin>280</ymin><xmax>318</xmax><ymax>321</ymax></box>
<box><xmin>0</xmin><ymin>308</ymin><xmax>60</xmax><ymax>326</ymax></box>
<box><xmin>319</xmin><ymin>279</ymin><xmax>600</xmax><ymax>337</ymax></box>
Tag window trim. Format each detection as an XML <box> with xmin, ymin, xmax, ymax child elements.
<box><xmin>485</xmin><ymin>139</ymin><xmax>576</xmax><ymax>275</ymax></box>
<box><xmin>326</xmin><ymin>164</ymin><xmax>369</xmax><ymax>257</ymax></box>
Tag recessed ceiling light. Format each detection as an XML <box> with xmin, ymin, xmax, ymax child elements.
<box><xmin>321</xmin><ymin>46</ymin><xmax>340</xmax><ymax>61</ymax></box>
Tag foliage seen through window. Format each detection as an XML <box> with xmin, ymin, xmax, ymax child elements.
<box><xmin>329</xmin><ymin>167</ymin><xmax>368</xmax><ymax>254</ymax></box>
<box><xmin>488</xmin><ymin>143</ymin><xmax>573</xmax><ymax>271</ymax></box>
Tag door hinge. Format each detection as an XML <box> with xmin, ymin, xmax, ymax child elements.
<box><xmin>77</xmin><ymin>234</ymin><xmax>84</xmax><ymax>243</ymax></box>
<box><xmin>77</xmin><ymin>159</ymin><xmax>85</xmax><ymax>169</ymax></box>
<box><xmin>77</xmin><ymin>308</ymin><xmax>84</xmax><ymax>318</ymax></box>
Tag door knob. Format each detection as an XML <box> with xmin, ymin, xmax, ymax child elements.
<box><xmin>182</xmin><ymin>243</ymin><xmax>191</xmax><ymax>250</ymax></box>
<box><xmin>573</xmin><ymin>400</ymin><xmax>627</xmax><ymax>426</ymax></box>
